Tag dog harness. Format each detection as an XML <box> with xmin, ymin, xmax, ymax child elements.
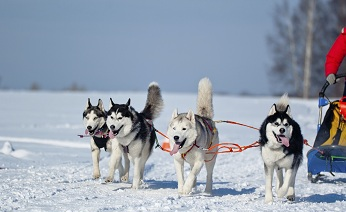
<box><xmin>93</xmin><ymin>123</ymin><xmax>109</xmax><ymax>151</ymax></box>
<box><xmin>181</xmin><ymin>118</ymin><xmax>216</xmax><ymax>161</ymax></box>
<box><xmin>120</xmin><ymin>119</ymin><xmax>154</xmax><ymax>154</ymax></box>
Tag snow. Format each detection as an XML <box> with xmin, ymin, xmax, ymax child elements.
<box><xmin>0</xmin><ymin>90</ymin><xmax>345</xmax><ymax>212</ymax></box>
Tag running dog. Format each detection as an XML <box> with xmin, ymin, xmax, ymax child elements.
<box><xmin>167</xmin><ymin>77</ymin><xmax>219</xmax><ymax>195</ymax></box>
<box><xmin>259</xmin><ymin>93</ymin><xmax>304</xmax><ymax>203</ymax></box>
<box><xmin>106</xmin><ymin>82</ymin><xmax>164</xmax><ymax>189</ymax></box>
<box><xmin>83</xmin><ymin>98</ymin><xmax>129</xmax><ymax>182</ymax></box>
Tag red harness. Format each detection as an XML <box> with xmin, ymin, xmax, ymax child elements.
<box><xmin>180</xmin><ymin>118</ymin><xmax>215</xmax><ymax>160</ymax></box>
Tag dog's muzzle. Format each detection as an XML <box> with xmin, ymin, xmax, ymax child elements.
<box><xmin>109</xmin><ymin>125</ymin><xmax>123</xmax><ymax>138</ymax></box>
<box><xmin>272</xmin><ymin>131</ymin><xmax>290</xmax><ymax>147</ymax></box>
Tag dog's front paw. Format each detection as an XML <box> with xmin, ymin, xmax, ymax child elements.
<box><xmin>104</xmin><ymin>177</ymin><xmax>114</xmax><ymax>183</ymax></box>
<box><xmin>93</xmin><ymin>173</ymin><xmax>101</xmax><ymax>179</ymax></box>
<box><xmin>120</xmin><ymin>173</ymin><xmax>129</xmax><ymax>182</ymax></box>
<box><xmin>286</xmin><ymin>194</ymin><xmax>295</xmax><ymax>201</ymax></box>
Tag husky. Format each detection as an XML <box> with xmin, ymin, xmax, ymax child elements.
<box><xmin>259</xmin><ymin>93</ymin><xmax>304</xmax><ymax>203</ymax></box>
<box><xmin>83</xmin><ymin>98</ymin><xmax>130</xmax><ymax>182</ymax></box>
<box><xmin>167</xmin><ymin>77</ymin><xmax>219</xmax><ymax>195</ymax></box>
<box><xmin>106</xmin><ymin>82</ymin><xmax>164</xmax><ymax>189</ymax></box>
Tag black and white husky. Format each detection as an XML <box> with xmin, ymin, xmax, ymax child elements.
<box><xmin>106</xmin><ymin>82</ymin><xmax>164</xmax><ymax>189</ymax></box>
<box><xmin>167</xmin><ymin>77</ymin><xmax>219</xmax><ymax>195</ymax></box>
<box><xmin>83</xmin><ymin>98</ymin><xmax>130</xmax><ymax>182</ymax></box>
<box><xmin>259</xmin><ymin>94</ymin><xmax>304</xmax><ymax>203</ymax></box>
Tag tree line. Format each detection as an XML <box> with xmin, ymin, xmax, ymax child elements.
<box><xmin>267</xmin><ymin>0</ymin><xmax>346</xmax><ymax>98</ymax></box>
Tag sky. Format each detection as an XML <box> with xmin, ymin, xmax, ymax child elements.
<box><xmin>0</xmin><ymin>90</ymin><xmax>345</xmax><ymax>211</ymax></box>
<box><xmin>0</xmin><ymin>0</ymin><xmax>285</xmax><ymax>95</ymax></box>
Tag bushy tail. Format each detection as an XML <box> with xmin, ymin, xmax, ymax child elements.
<box><xmin>141</xmin><ymin>82</ymin><xmax>164</xmax><ymax>120</ymax></box>
<box><xmin>276</xmin><ymin>93</ymin><xmax>289</xmax><ymax>112</ymax></box>
<box><xmin>196</xmin><ymin>77</ymin><xmax>214</xmax><ymax>119</ymax></box>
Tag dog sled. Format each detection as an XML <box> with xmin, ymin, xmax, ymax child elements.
<box><xmin>307</xmin><ymin>73</ymin><xmax>346</xmax><ymax>182</ymax></box>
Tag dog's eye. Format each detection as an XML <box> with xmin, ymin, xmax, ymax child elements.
<box><xmin>274</xmin><ymin>122</ymin><xmax>279</xmax><ymax>126</ymax></box>
<box><xmin>182</xmin><ymin>128</ymin><xmax>186</xmax><ymax>131</ymax></box>
<box><xmin>118</xmin><ymin>117</ymin><xmax>122</xmax><ymax>120</ymax></box>
<box><xmin>86</xmin><ymin>117</ymin><xmax>89</xmax><ymax>120</ymax></box>
<box><xmin>173</xmin><ymin>127</ymin><xmax>176</xmax><ymax>130</ymax></box>
<box><xmin>284</xmin><ymin>123</ymin><xmax>289</xmax><ymax>126</ymax></box>
<box><xmin>93</xmin><ymin>117</ymin><xmax>97</xmax><ymax>121</ymax></box>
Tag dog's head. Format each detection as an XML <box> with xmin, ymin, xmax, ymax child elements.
<box><xmin>83</xmin><ymin>98</ymin><xmax>107</xmax><ymax>136</ymax></box>
<box><xmin>259</xmin><ymin>99</ymin><xmax>296</xmax><ymax>149</ymax></box>
<box><xmin>167</xmin><ymin>109</ymin><xmax>198</xmax><ymax>155</ymax></box>
<box><xmin>106</xmin><ymin>98</ymin><xmax>135</xmax><ymax>138</ymax></box>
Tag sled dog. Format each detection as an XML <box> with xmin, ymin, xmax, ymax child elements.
<box><xmin>167</xmin><ymin>77</ymin><xmax>219</xmax><ymax>195</ymax></box>
<box><xmin>259</xmin><ymin>93</ymin><xmax>304</xmax><ymax>203</ymax></box>
<box><xmin>83</xmin><ymin>98</ymin><xmax>130</xmax><ymax>182</ymax></box>
<box><xmin>106</xmin><ymin>82</ymin><xmax>164</xmax><ymax>189</ymax></box>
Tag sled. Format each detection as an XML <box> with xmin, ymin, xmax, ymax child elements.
<box><xmin>307</xmin><ymin>73</ymin><xmax>346</xmax><ymax>182</ymax></box>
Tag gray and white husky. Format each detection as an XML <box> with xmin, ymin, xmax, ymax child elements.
<box><xmin>259</xmin><ymin>94</ymin><xmax>304</xmax><ymax>203</ymax></box>
<box><xmin>83</xmin><ymin>98</ymin><xmax>130</xmax><ymax>182</ymax></box>
<box><xmin>106</xmin><ymin>82</ymin><xmax>164</xmax><ymax>189</ymax></box>
<box><xmin>167</xmin><ymin>77</ymin><xmax>219</xmax><ymax>195</ymax></box>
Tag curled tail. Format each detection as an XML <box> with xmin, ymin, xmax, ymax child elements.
<box><xmin>141</xmin><ymin>82</ymin><xmax>164</xmax><ymax>120</ymax></box>
<box><xmin>196</xmin><ymin>77</ymin><xmax>214</xmax><ymax>119</ymax></box>
<box><xmin>268</xmin><ymin>93</ymin><xmax>291</xmax><ymax>117</ymax></box>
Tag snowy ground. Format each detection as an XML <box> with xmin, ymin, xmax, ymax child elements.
<box><xmin>0</xmin><ymin>90</ymin><xmax>345</xmax><ymax>212</ymax></box>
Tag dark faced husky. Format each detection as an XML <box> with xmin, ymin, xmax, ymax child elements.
<box><xmin>106</xmin><ymin>82</ymin><xmax>164</xmax><ymax>189</ymax></box>
<box><xmin>167</xmin><ymin>77</ymin><xmax>219</xmax><ymax>195</ymax></box>
<box><xmin>259</xmin><ymin>94</ymin><xmax>304</xmax><ymax>203</ymax></box>
<box><xmin>83</xmin><ymin>98</ymin><xmax>130</xmax><ymax>182</ymax></box>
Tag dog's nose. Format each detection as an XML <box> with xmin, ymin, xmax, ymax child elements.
<box><xmin>173</xmin><ymin>136</ymin><xmax>179</xmax><ymax>141</ymax></box>
<box><xmin>87</xmin><ymin>126</ymin><xmax>92</xmax><ymax>130</ymax></box>
<box><xmin>279</xmin><ymin>128</ymin><xmax>285</xmax><ymax>134</ymax></box>
<box><xmin>110</xmin><ymin>125</ymin><xmax>115</xmax><ymax>130</ymax></box>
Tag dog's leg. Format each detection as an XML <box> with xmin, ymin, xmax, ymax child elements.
<box><xmin>91</xmin><ymin>139</ymin><xmax>101</xmax><ymax>179</ymax></box>
<box><xmin>264</xmin><ymin>163</ymin><xmax>274</xmax><ymax>204</ymax></box>
<box><xmin>204</xmin><ymin>156</ymin><xmax>216</xmax><ymax>194</ymax></box>
<box><xmin>121</xmin><ymin>153</ymin><xmax>130</xmax><ymax>183</ymax></box>
<box><xmin>132</xmin><ymin>157</ymin><xmax>141</xmax><ymax>189</ymax></box>
<box><xmin>286</xmin><ymin>167</ymin><xmax>298</xmax><ymax>201</ymax></box>
<box><xmin>105</xmin><ymin>141</ymin><xmax>123</xmax><ymax>183</ymax></box>
<box><xmin>275</xmin><ymin>167</ymin><xmax>283</xmax><ymax>194</ymax></box>
<box><xmin>183</xmin><ymin>160</ymin><xmax>204</xmax><ymax>195</ymax></box>
<box><xmin>174</xmin><ymin>157</ymin><xmax>185</xmax><ymax>194</ymax></box>
<box><xmin>277</xmin><ymin>168</ymin><xmax>293</xmax><ymax>198</ymax></box>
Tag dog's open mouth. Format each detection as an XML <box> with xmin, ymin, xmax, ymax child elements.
<box><xmin>85</xmin><ymin>128</ymin><xmax>96</xmax><ymax>136</ymax></box>
<box><xmin>109</xmin><ymin>125</ymin><xmax>124</xmax><ymax>139</ymax></box>
<box><xmin>170</xmin><ymin>138</ymin><xmax>186</xmax><ymax>156</ymax></box>
<box><xmin>273</xmin><ymin>132</ymin><xmax>290</xmax><ymax>147</ymax></box>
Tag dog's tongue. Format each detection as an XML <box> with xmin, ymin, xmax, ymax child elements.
<box><xmin>85</xmin><ymin>129</ymin><xmax>89</xmax><ymax>135</ymax></box>
<box><xmin>109</xmin><ymin>131</ymin><xmax>115</xmax><ymax>139</ymax></box>
<box><xmin>280</xmin><ymin>136</ymin><xmax>290</xmax><ymax>147</ymax></box>
<box><xmin>170</xmin><ymin>143</ymin><xmax>180</xmax><ymax>156</ymax></box>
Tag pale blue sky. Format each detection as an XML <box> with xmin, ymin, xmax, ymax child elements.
<box><xmin>0</xmin><ymin>0</ymin><xmax>283</xmax><ymax>95</ymax></box>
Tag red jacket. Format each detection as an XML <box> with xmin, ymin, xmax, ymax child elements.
<box><xmin>325</xmin><ymin>27</ymin><xmax>346</xmax><ymax>76</ymax></box>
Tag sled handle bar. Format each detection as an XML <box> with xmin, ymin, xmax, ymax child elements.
<box><xmin>319</xmin><ymin>73</ymin><xmax>346</xmax><ymax>97</ymax></box>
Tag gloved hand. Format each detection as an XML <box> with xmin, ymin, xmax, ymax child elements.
<box><xmin>326</xmin><ymin>74</ymin><xmax>337</xmax><ymax>85</ymax></box>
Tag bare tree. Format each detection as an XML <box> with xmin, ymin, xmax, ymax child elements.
<box><xmin>303</xmin><ymin>0</ymin><xmax>315</xmax><ymax>99</ymax></box>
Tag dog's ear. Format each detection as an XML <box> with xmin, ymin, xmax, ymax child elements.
<box><xmin>171</xmin><ymin>109</ymin><xmax>178</xmax><ymax>120</ymax></box>
<box><xmin>109</xmin><ymin>98</ymin><xmax>115</xmax><ymax>109</ymax></box>
<box><xmin>285</xmin><ymin>105</ymin><xmax>292</xmax><ymax>117</ymax></box>
<box><xmin>97</xmin><ymin>99</ymin><xmax>104</xmax><ymax>111</ymax></box>
<box><xmin>186</xmin><ymin>110</ymin><xmax>195</xmax><ymax>123</ymax></box>
<box><xmin>86</xmin><ymin>98</ymin><xmax>92</xmax><ymax>110</ymax></box>
<box><xmin>268</xmin><ymin>104</ymin><xmax>277</xmax><ymax>116</ymax></box>
<box><xmin>126</xmin><ymin>98</ymin><xmax>131</xmax><ymax>107</ymax></box>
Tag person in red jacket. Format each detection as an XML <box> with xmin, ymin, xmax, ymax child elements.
<box><xmin>325</xmin><ymin>27</ymin><xmax>346</xmax><ymax>95</ymax></box>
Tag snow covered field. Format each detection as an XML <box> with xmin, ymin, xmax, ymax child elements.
<box><xmin>0</xmin><ymin>90</ymin><xmax>345</xmax><ymax>212</ymax></box>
